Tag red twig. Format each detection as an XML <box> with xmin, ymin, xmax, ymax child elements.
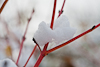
<box><xmin>34</xmin><ymin>52</ymin><xmax>44</xmax><ymax>67</ymax></box>
<box><xmin>34</xmin><ymin>0</ymin><xmax>57</xmax><ymax>67</ymax></box>
<box><xmin>24</xmin><ymin>45</ymin><xmax>37</xmax><ymax>67</ymax></box>
<box><xmin>0</xmin><ymin>0</ymin><xmax>8</xmax><ymax>14</ymax></box>
<box><xmin>33</xmin><ymin>0</ymin><xmax>67</xmax><ymax>66</ymax></box>
<box><xmin>34</xmin><ymin>43</ymin><xmax>49</xmax><ymax>67</ymax></box>
<box><xmin>46</xmin><ymin>24</ymin><xmax>100</xmax><ymax>54</ymax></box>
<box><xmin>33</xmin><ymin>38</ymin><xmax>42</xmax><ymax>52</ymax></box>
<box><xmin>27</xmin><ymin>0</ymin><xmax>65</xmax><ymax>66</ymax></box>
<box><xmin>16</xmin><ymin>37</ymin><xmax>25</xmax><ymax>65</ymax></box>
<box><xmin>58</xmin><ymin>0</ymin><xmax>66</xmax><ymax>17</ymax></box>
<box><xmin>50</xmin><ymin>0</ymin><xmax>57</xmax><ymax>29</ymax></box>
<box><xmin>16</xmin><ymin>10</ymin><xmax>34</xmax><ymax>65</ymax></box>
<box><xmin>0</xmin><ymin>17</ymin><xmax>20</xmax><ymax>44</ymax></box>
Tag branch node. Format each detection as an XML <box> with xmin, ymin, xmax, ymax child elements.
<box><xmin>28</xmin><ymin>18</ymin><xmax>31</xmax><ymax>22</ymax></box>
<box><xmin>59</xmin><ymin>10</ymin><xmax>63</xmax><ymax>14</ymax></box>
<box><xmin>33</xmin><ymin>38</ymin><xmax>41</xmax><ymax>52</ymax></box>
<box><xmin>33</xmin><ymin>38</ymin><xmax>37</xmax><ymax>44</ymax></box>
<box><xmin>23</xmin><ymin>36</ymin><xmax>26</xmax><ymax>40</ymax></box>
<box><xmin>91</xmin><ymin>25</ymin><xmax>95</xmax><ymax>30</ymax></box>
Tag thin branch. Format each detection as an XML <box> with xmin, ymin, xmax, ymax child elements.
<box><xmin>0</xmin><ymin>16</ymin><xmax>20</xmax><ymax>44</ymax></box>
<box><xmin>34</xmin><ymin>0</ymin><xmax>57</xmax><ymax>67</ymax></box>
<box><xmin>43</xmin><ymin>0</ymin><xmax>66</xmax><ymax>55</ymax></box>
<box><xmin>0</xmin><ymin>0</ymin><xmax>8</xmax><ymax>14</ymax></box>
<box><xmin>16</xmin><ymin>37</ymin><xmax>25</xmax><ymax>65</ymax></box>
<box><xmin>50</xmin><ymin>0</ymin><xmax>57</xmax><ymax>29</ymax></box>
<box><xmin>43</xmin><ymin>0</ymin><xmax>57</xmax><ymax>52</ymax></box>
<box><xmin>34</xmin><ymin>43</ymin><xmax>49</xmax><ymax>67</ymax></box>
<box><xmin>43</xmin><ymin>43</ymin><xmax>49</xmax><ymax>51</ymax></box>
<box><xmin>42</xmin><ymin>0</ymin><xmax>57</xmax><ymax>55</ymax></box>
<box><xmin>58</xmin><ymin>0</ymin><xmax>66</xmax><ymax>17</ymax></box>
<box><xmin>34</xmin><ymin>52</ymin><xmax>44</xmax><ymax>67</ymax></box>
<box><xmin>33</xmin><ymin>38</ymin><xmax>41</xmax><ymax>52</ymax></box>
<box><xmin>16</xmin><ymin>10</ymin><xmax>34</xmax><ymax>65</ymax></box>
<box><xmin>24</xmin><ymin>45</ymin><xmax>37</xmax><ymax>67</ymax></box>
<box><xmin>46</xmin><ymin>23</ymin><xmax>100</xmax><ymax>54</ymax></box>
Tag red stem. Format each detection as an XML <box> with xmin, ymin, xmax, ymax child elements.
<box><xmin>16</xmin><ymin>10</ymin><xmax>34</xmax><ymax>65</ymax></box>
<box><xmin>34</xmin><ymin>43</ymin><xmax>49</xmax><ymax>67</ymax></box>
<box><xmin>46</xmin><ymin>23</ymin><xmax>100</xmax><ymax>54</ymax></box>
<box><xmin>34</xmin><ymin>0</ymin><xmax>57</xmax><ymax>66</ymax></box>
<box><xmin>16</xmin><ymin>38</ymin><xmax>25</xmax><ymax>65</ymax></box>
<box><xmin>24</xmin><ymin>45</ymin><xmax>37</xmax><ymax>67</ymax></box>
<box><xmin>16</xmin><ymin>22</ymin><xmax>29</xmax><ymax>65</ymax></box>
<box><xmin>33</xmin><ymin>0</ymin><xmax>66</xmax><ymax>66</ymax></box>
<box><xmin>34</xmin><ymin>53</ymin><xmax>44</xmax><ymax>67</ymax></box>
<box><xmin>43</xmin><ymin>43</ymin><xmax>49</xmax><ymax>51</ymax></box>
<box><xmin>58</xmin><ymin>0</ymin><xmax>66</xmax><ymax>17</ymax></box>
<box><xmin>50</xmin><ymin>0</ymin><xmax>57</xmax><ymax>29</ymax></box>
<box><xmin>24</xmin><ymin>10</ymin><xmax>34</xmax><ymax>36</ymax></box>
<box><xmin>0</xmin><ymin>0</ymin><xmax>8</xmax><ymax>14</ymax></box>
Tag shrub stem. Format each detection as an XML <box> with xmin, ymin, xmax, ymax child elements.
<box><xmin>46</xmin><ymin>23</ymin><xmax>100</xmax><ymax>54</ymax></box>
<box><xmin>0</xmin><ymin>0</ymin><xmax>8</xmax><ymax>14</ymax></box>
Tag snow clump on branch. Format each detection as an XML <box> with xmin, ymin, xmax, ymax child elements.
<box><xmin>34</xmin><ymin>15</ymin><xmax>76</xmax><ymax>46</ymax></box>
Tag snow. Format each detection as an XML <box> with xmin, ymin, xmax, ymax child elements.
<box><xmin>53</xmin><ymin>15</ymin><xmax>76</xmax><ymax>44</ymax></box>
<box><xmin>34</xmin><ymin>15</ymin><xmax>76</xmax><ymax>46</ymax></box>
<box><xmin>34</xmin><ymin>21</ymin><xmax>53</xmax><ymax>46</ymax></box>
<box><xmin>0</xmin><ymin>58</ymin><xmax>17</xmax><ymax>67</ymax></box>
<box><xmin>53</xmin><ymin>15</ymin><xmax>70</xmax><ymax>29</ymax></box>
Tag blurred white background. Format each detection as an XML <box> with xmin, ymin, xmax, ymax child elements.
<box><xmin>0</xmin><ymin>0</ymin><xmax>100</xmax><ymax>67</ymax></box>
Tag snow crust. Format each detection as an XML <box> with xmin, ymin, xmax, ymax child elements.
<box><xmin>34</xmin><ymin>15</ymin><xmax>76</xmax><ymax>46</ymax></box>
<box><xmin>0</xmin><ymin>58</ymin><xmax>17</xmax><ymax>67</ymax></box>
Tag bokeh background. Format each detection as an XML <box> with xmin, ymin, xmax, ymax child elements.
<box><xmin>0</xmin><ymin>0</ymin><xmax>100</xmax><ymax>67</ymax></box>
